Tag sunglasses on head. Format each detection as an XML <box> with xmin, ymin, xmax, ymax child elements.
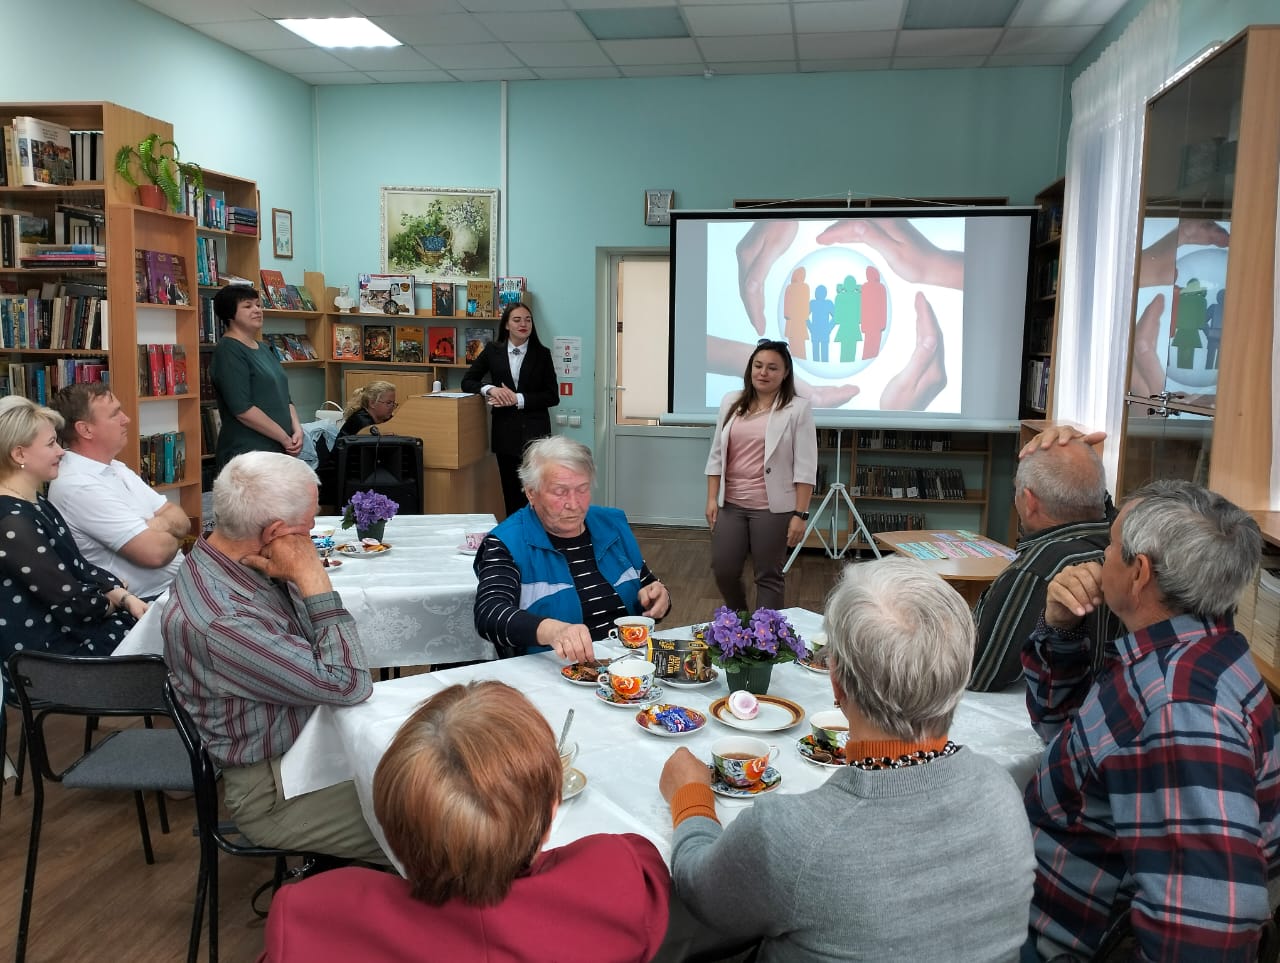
<box><xmin>756</xmin><ymin>339</ymin><xmax>790</xmax><ymax>352</ymax></box>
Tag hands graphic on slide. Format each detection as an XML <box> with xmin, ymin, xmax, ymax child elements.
<box><xmin>1139</xmin><ymin>220</ymin><xmax>1229</xmax><ymax>287</ymax></box>
<box><xmin>816</xmin><ymin>218</ymin><xmax>964</xmax><ymax>290</ymax></box>
<box><xmin>1130</xmin><ymin>293</ymin><xmax>1167</xmax><ymax>398</ymax></box>
<box><xmin>880</xmin><ymin>292</ymin><xmax>947</xmax><ymax>410</ymax></box>
<box><xmin>736</xmin><ymin>221</ymin><xmax>799</xmax><ymax>336</ymax></box>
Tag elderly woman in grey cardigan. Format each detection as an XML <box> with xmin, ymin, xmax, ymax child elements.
<box><xmin>658</xmin><ymin>557</ymin><xmax>1035</xmax><ymax>962</ymax></box>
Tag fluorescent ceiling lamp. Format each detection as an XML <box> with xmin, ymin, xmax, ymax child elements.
<box><xmin>276</xmin><ymin>18</ymin><xmax>401</xmax><ymax>48</ymax></box>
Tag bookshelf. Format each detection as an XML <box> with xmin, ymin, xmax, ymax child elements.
<box><xmin>1021</xmin><ymin>178</ymin><xmax>1064</xmax><ymax>418</ymax></box>
<box><xmin>1</xmin><ymin>100</ymin><xmax>201</xmax><ymax>524</ymax></box>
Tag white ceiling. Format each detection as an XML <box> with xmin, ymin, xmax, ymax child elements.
<box><xmin>135</xmin><ymin>0</ymin><xmax>1128</xmax><ymax>85</ymax></box>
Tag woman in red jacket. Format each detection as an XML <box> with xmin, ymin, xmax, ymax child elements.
<box><xmin>260</xmin><ymin>681</ymin><xmax>670</xmax><ymax>962</ymax></box>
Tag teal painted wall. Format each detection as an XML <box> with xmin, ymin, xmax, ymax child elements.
<box><xmin>316</xmin><ymin>68</ymin><xmax>1065</xmax><ymax>445</ymax></box>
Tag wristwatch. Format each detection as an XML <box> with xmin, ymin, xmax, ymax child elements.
<box><xmin>793</xmin><ymin>511</ymin><xmax>810</xmax><ymax>520</ymax></box>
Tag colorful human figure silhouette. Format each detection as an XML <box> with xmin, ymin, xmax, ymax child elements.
<box><xmin>833</xmin><ymin>274</ymin><xmax>862</xmax><ymax>363</ymax></box>
<box><xmin>1171</xmin><ymin>277</ymin><xmax>1207</xmax><ymax>369</ymax></box>
<box><xmin>782</xmin><ymin>267</ymin><xmax>810</xmax><ymax>359</ymax></box>
<box><xmin>1204</xmin><ymin>289</ymin><xmax>1224</xmax><ymax>369</ymax></box>
<box><xmin>860</xmin><ymin>266</ymin><xmax>888</xmax><ymax>360</ymax></box>
<box><xmin>808</xmin><ymin>285</ymin><xmax>835</xmax><ymax>362</ymax></box>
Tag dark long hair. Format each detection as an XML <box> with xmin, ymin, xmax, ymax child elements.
<box><xmin>727</xmin><ymin>340</ymin><xmax>796</xmax><ymax>422</ymax></box>
<box><xmin>495</xmin><ymin>302</ymin><xmax>544</xmax><ymax>350</ymax></box>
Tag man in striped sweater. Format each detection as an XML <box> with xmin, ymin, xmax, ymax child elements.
<box><xmin>1023</xmin><ymin>480</ymin><xmax>1278</xmax><ymax>960</ymax></box>
<box><xmin>163</xmin><ymin>451</ymin><xmax>386</xmax><ymax>864</ymax></box>
<box><xmin>969</xmin><ymin>440</ymin><xmax>1116</xmax><ymax>692</ymax></box>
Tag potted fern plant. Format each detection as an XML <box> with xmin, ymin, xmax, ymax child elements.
<box><xmin>114</xmin><ymin>133</ymin><xmax>203</xmax><ymax>212</ymax></box>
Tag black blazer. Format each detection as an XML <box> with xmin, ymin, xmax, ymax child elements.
<box><xmin>461</xmin><ymin>341</ymin><xmax>559</xmax><ymax>458</ymax></box>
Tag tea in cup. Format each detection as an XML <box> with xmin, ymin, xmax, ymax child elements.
<box><xmin>464</xmin><ymin>530</ymin><xmax>490</xmax><ymax>551</ymax></box>
<box><xmin>597</xmin><ymin>656</ymin><xmax>656</xmax><ymax>700</ymax></box>
<box><xmin>809</xmin><ymin>709</ymin><xmax>849</xmax><ymax>753</ymax></box>
<box><xmin>559</xmin><ymin>740</ymin><xmax>578</xmax><ymax>774</ymax></box>
<box><xmin>607</xmin><ymin>616</ymin><xmax>655</xmax><ymax>650</ymax></box>
<box><xmin>711</xmin><ymin>736</ymin><xmax>779</xmax><ymax>789</ymax></box>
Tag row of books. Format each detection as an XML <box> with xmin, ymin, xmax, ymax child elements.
<box><xmin>1035</xmin><ymin>203</ymin><xmax>1063</xmax><ymax>245</ymax></box>
<box><xmin>1034</xmin><ymin>255</ymin><xmax>1059</xmax><ymax>299</ymax></box>
<box><xmin>1025</xmin><ymin>314</ymin><xmax>1054</xmax><ymax>355</ymax></box>
<box><xmin>332</xmin><ymin>322</ymin><xmax>493</xmax><ymax>365</ymax></box>
<box><xmin>200</xmin><ymin>405</ymin><xmax>222</xmax><ymax>454</ymax></box>
<box><xmin>856</xmin><ymin>430</ymin><xmax>959</xmax><ymax>452</ymax></box>
<box><xmin>259</xmin><ymin>271</ymin><xmax>318</xmax><ymax>311</ymax></box>
<box><xmin>859</xmin><ymin>511</ymin><xmax>929</xmax><ymax>535</ymax></box>
<box><xmin>1024</xmin><ymin>358</ymin><xmax>1051</xmax><ymax>412</ymax></box>
<box><xmin>3</xmin><ymin>357</ymin><xmax>109</xmax><ymax>402</ymax></box>
<box><xmin>139</xmin><ymin>431</ymin><xmax>187</xmax><ymax>487</ymax></box>
<box><xmin>137</xmin><ymin>343</ymin><xmax>189</xmax><ymax>397</ymax></box>
<box><xmin>0</xmin><ymin>206</ymin><xmax>107</xmax><ymax>268</ymax></box>
<box><xmin>182</xmin><ymin>185</ymin><xmax>257</xmax><ymax>235</ymax></box>
<box><xmin>18</xmin><ymin>242</ymin><xmax>105</xmax><ymax>269</ymax></box>
<box><xmin>0</xmin><ymin>116</ymin><xmax>99</xmax><ymax>188</ymax></box>
<box><xmin>0</xmin><ymin>290</ymin><xmax>108</xmax><ymax>350</ymax></box>
<box><xmin>354</xmin><ymin>275</ymin><xmax>524</xmax><ymax>318</ymax></box>
<box><xmin>195</xmin><ymin>236</ymin><xmax>220</xmax><ymax>287</ymax></box>
<box><xmin>851</xmin><ymin>466</ymin><xmax>970</xmax><ymax>500</ymax></box>
<box><xmin>134</xmin><ymin>249</ymin><xmax>192</xmax><ymax>306</ymax></box>
<box><xmin>264</xmin><ymin>332</ymin><xmax>319</xmax><ymax>363</ymax></box>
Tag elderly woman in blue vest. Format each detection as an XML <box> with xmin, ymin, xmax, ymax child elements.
<box><xmin>472</xmin><ymin>436</ymin><xmax>671</xmax><ymax>662</ymax></box>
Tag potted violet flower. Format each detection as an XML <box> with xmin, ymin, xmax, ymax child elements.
<box><xmin>341</xmin><ymin>490</ymin><xmax>398</xmax><ymax>544</ymax></box>
<box><xmin>696</xmin><ymin>606</ymin><xmax>808</xmax><ymax>695</ymax></box>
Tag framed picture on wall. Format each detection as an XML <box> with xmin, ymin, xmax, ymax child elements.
<box><xmin>272</xmin><ymin>208</ymin><xmax>293</xmax><ymax>259</ymax></box>
<box><xmin>381</xmin><ymin>186</ymin><xmax>499</xmax><ymax>285</ymax></box>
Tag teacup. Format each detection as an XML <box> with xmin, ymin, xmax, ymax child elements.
<box><xmin>559</xmin><ymin>740</ymin><xmax>578</xmax><ymax>773</ymax></box>
<box><xmin>607</xmin><ymin>616</ymin><xmax>655</xmax><ymax>650</ymax></box>
<box><xmin>464</xmin><ymin>530</ymin><xmax>490</xmax><ymax>551</ymax></box>
<box><xmin>809</xmin><ymin>709</ymin><xmax>849</xmax><ymax>753</ymax></box>
<box><xmin>597</xmin><ymin>657</ymin><xmax>656</xmax><ymax>700</ymax></box>
<box><xmin>711</xmin><ymin>736</ymin><xmax>779</xmax><ymax>789</ymax></box>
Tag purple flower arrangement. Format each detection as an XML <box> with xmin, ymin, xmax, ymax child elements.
<box><xmin>697</xmin><ymin>606</ymin><xmax>808</xmax><ymax>671</ymax></box>
<box><xmin>341</xmin><ymin>490</ymin><xmax>399</xmax><ymax>531</ymax></box>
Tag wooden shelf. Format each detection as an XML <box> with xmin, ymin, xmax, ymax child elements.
<box><xmin>138</xmin><ymin>393</ymin><xmax>197</xmax><ymax>403</ymax></box>
<box><xmin>0</xmin><ymin>347</ymin><xmax>109</xmax><ymax>356</ymax></box>
<box><xmin>334</xmin><ymin>313</ymin><xmax>500</xmax><ymax>322</ymax></box>
<box><xmin>1</xmin><ymin>266</ymin><xmax>106</xmax><ymax>275</ymax></box>
<box><xmin>852</xmin><ymin>494</ymin><xmax>987</xmax><ymax>505</ymax></box>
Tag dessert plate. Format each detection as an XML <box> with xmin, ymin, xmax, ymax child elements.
<box><xmin>456</xmin><ymin>544</ymin><xmax>477</xmax><ymax>556</ymax></box>
<box><xmin>562</xmin><ymin>768</ymin><xmax>587</xmax><ymax>801</ymax></box>
<box><xmin>594</xmin><ymin>684</ymin><xmax>664</xmax><ymax>708</ymax></box>
<box><xmin>663</xmin><ymin>668</ymin><xmax>720</xmax><ymax>689</ymax></box>
<box><xmin>337</xmin><ymin>541</ymin><xmax>392</xmax><ymax>557</ymax></box>
<box><xmin>796</xmin><ymin>653</ymin><xmax>829</xmax><ymax>673</ymax></box>
<box><xmin>560</xmin><ymin>659</ymin><xmax>612</xmax><ymax>687</ymax></box>
<box><xmin>320</xmin><ymin>558</ymin><xmax>344</xmax><ymax>570</ymax></box>
<box><xmin>707</xmin><ymin>695</ymin><xmax>804</xmax><ymax>733</ymax></box>
<box><xmin>796</xmin><ymin>734</ymin><xmax>844</xmax><ymax>768</ymax></box>
<box><xmin>635</xmin><ymin>704</ymin><xmax>707</xmax><ymax>737</ymax></box>
<box><xmin>711</xmin><ymin>766</ymin><xmax>782</xmax><ymax>799</ymax></box>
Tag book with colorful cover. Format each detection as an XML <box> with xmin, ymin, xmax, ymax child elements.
<box><xmin>466</xmin><ymin>280</ymin><xmax>495</xmax><ymax>317</ymax></box>
<box><xmin>170</xmin><ymin>255</ymin><xmax>191</xmax><ymax>305</ymax></box>
<box><xmin>359</xmin><ymin>273</ymin><xmax>415</xmax><ymax>315</ymax></box>
<box><xmin>12</xmin><ymin>116</ymin><xmax>74</xmax><ymax>187</ymax></box>
<box><xmin>283</xmin><ymin>284</ymin><xmax>305</xmax><ymax>311</ymax></box>
<box><xmin>428</xmin><ymin>325</ymin><xmax>456</xmax><ymax>364</ymax></box>
<box><xmin>432</xmin><ymin>282</ymin><xmax>455</xmax><ymax>318</ymax></box>
<box><xmin>394</xmin><ymin>324</ymin><xmax>424</xmax><ymax>364</ymax></box>
<box><xmin>296</xmin><ymin>333</ymin><xmax>318</xmax><ymax>360</ymax></box>
<box><xmin>259</xmin><ymin>269</ymin><xmax>287</xmax><ymax>309</ymax></box>
<box><xmin>464</xmin><ymin>326</ymin><xmax>493</xmax><ymax>363</ymax></box>
<box><xmin>143</xmin><ymin>250</ymin><xmax>174</xmax><ymax>305</ymax></box>
<box><xmin>265</xmin><ymin>334</ymin><xmax>290</xmax><ymax>362</ymax></box>
<box><xmin>364</xmin><ymin>324</ymin><xmax>393</xmax><ymax>361</ymax></box>
<box><xmin>333</xmin><ymin>323</ymin><xmax>362</xmax><ymax>360</ymax></box>
<box><xmin>134</xmin><ymin>249</ymin><xmax>149</xmax><ymax>302</ymax></box>
<box><xmin>294</xmin><ymin>284</ymin><xmax>317</xmax><ymax>312</ymax></box>
<box><xmin>283</xmin><ymin>333</ymin><xmax>308</xmax><ymax>361</ymax></box>
<box><xmin>497</xmin><ymin>276</ymin><xmax>526</xmax><ymax>309</ymax></box>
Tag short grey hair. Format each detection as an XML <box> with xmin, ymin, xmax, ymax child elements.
<box><xmin>0</xmin><ymin>396</ymin><xmax>64</xmax><ymax>473</ymax></box>
<box><xmin>823</xmin><ymin>557</ymin><xmax>974</xmax><ymax>742</ymax></box>
<box><xmin>1015</xmin><ymin>441</ymin><xmax>1107</xmax><ymax>523</ymax></box>
<box><xmin>1120</xmin><ymin>480</ymin><xmax>1261</xmax><ymax>620</ymax></box>
<box><xmin>518</xmin><ymin>436</ymin><xmax>594</xmax><ymax>493</ymax></box>
<box><xmin>212</xmin><ymin>451</ymin><xmax>319</xmax><ymax>540</ymax></box>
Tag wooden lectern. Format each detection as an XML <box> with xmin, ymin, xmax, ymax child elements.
<box><xmin>370</xmin><ymin>393</ymin><xmax>504</xmax><ymax>515</ymax></box>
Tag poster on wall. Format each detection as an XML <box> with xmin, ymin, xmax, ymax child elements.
<box><xmin>553</xmin><ymin>336</ymin><xmax>582</xmax><ymax>378</ymax></box>
<box><xmin>381</xmin><ymin>186</ymin><xmax>498</xmax><ymax>285</ymax></box>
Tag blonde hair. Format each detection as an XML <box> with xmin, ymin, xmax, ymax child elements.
<box><xmin>0</xmin><ymin>396</ymin><xmax>64</xmax><ymax>474</ymax></box>
<box><xmin>343</xmin><ymin>381</ymin><xmax>396</xmax><ymax>420</ymax></box>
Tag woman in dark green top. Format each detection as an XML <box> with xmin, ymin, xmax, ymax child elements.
<box><xmin>209</xmin><ymin>284</ymin><xmax>302</xmax><ymax>469</ymax></box>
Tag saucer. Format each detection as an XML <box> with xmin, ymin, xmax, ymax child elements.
<box><xmin>796</xmin><ymin>653</ymin><xmax>829</xmax><ymax>673</ymax></box>
<box><xmin>560</xmin><ymin>659</ymin><xmax>612</xmax><ymax>686</ymax></box>
<box><xmin>456</xmin><ymin>544</ymin><xmax>478</xmax><ymax>556</ymax></box>
<box><xmin>635</xmin><ymin>704</ymin><xmax>707</xmax><ymax>737</ymax></box>
<box><xmin>337</xmin><ymin>541</ymin><xmax>392</xmax><ymax>557</ymax></box>
<box><xmin>593</xmin><ymin>684</ymin><xmax>664</xmax><ymax>708</ymax></box>
<box><xmin>796</xmin><ymin>734</ymin><xmax>845</xmax><ymax>768</ymax></box>
<box><xmin>321</xmin><ymin>558</ymin><xmax>344</xmax><ymax>570</ymax></box>
<box><xmin>708</xmin><ymin>695</ymin><xmax>804</xmax><ymax>733</ymax></box>
<box><xmin>711</xmin><ymin>766</ymin><xmax>782</xmax><ymax>799</ymax></box>
<box><xmin>663</xmin><ymin>668</ymin><xmax>720</xmax><ymax>689</ymax></box>
<box><xmin>562</xmin><ymin>767</ymin><xmax>587</xmax><ymax>801</ymax></box>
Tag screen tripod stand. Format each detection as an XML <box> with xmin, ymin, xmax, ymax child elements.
<box><xmin>784</xmin><ymin>426</ymin><xmax>881</xmax><ymax>573</ymax></box>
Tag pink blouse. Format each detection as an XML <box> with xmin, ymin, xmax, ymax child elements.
<box><xmin>724</xmin><ymin>411</ymin><xmax>769</xmax><ymax>510</ymax></box>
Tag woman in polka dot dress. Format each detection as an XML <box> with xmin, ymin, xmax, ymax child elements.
<box><xmin>0</xmin><ymin>396</ymin><xmax>145</xmax><ymax>686</ymax></box>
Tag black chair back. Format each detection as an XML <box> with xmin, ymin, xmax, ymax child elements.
<box><xmin>334</xmin><ymin>433</ymin><xmax>423</xmax><ymax>515</ymax></box>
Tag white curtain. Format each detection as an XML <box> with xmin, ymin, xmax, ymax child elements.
<box><xmin>1052</xmin><ymin>0</ymin><xmax>1178</xmax><ymax>488</ymax></box>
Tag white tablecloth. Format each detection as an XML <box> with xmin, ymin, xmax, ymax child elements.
<box><xmin>115</xmin><ymin>513</ymin><xmax>499</xmax><ymax>668</ymax></box>
<box><xmin>279</xmin><ymin>608</ymin><xmax>1046</xmax><ymax>864</ymax></box>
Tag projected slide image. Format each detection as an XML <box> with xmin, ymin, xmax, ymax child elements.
<box><xmin>1132</xmin><ymin>217</ymin><xmax>1230</xmax><ymax>402</ymax></box>
<box><xmin>707</xmin><ymin>217</ymin><xmax>965</xmax><ymax>414</ymax></box>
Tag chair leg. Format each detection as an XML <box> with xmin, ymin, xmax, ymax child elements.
<box><xmin>188</xmin><ymin>845</ymin><xmax>210</xmax><ymax>963</ymax></box>
<box><xmin>83</xmin><ymin>716</ymin><xmax>97</xmax><ymax>755</ymax></box>
<box><xmin>16</xmin><ymin>772</ymin><xmax>45</xmax><ymax>963</ymax></box>
<box><xmin>133</xmin><ymin>790</ymin><xmax>156</xmax><ymax>864</ymax></box>
<box><xmin>208</xmin><ymin>843</ymin><xmax>220</xmax><ymax>963</ymax></box>
<box><xmin>15</xmin><ymin>724</ymin><xmax>26</xmax><ymax>796</ymax></box>
<box><xmin>156</xmin><ymin>791</ymin><xmax>171</xmax><ymax>834</ymax></box>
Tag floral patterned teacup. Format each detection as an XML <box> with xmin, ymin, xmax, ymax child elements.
<box><xmin>597</xmin><ymin>657</ymin><xmax>656</xmax><ymax>701</ymax></box>
<box><xmin>607</xmin><ymin>616</ymin><xmax>655</xmax><ymax>650</ymax></box>
<box><xmin>711</xmin><ymin>736</ymin><xmax>778</xmax><ymax>789</ymax></box>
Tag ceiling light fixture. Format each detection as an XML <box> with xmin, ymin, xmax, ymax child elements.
<box><xmin>276</xmin><ymin>17</ymin><xmax>401</xmax><ymax>48</ymax></box>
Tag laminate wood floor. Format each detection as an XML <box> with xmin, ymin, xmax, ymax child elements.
<box><xmin>0</xmin><ymin>527</ymin><xmax>852</xmax><ymax>961</ymax></box>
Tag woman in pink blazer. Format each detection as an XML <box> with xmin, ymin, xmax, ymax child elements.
<box><xmin>704</xmin><ymin>339</ymin><xmax>817</xmax><ymax>612</ymax></box>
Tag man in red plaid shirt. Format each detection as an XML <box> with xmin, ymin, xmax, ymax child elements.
<box><xmin>1022</xmin><ymin>480</ymin><xmax>1280</xmax><ymax>961</ymax></box>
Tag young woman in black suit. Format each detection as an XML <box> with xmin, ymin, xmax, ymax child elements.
<box><xmin>461</xmin><ymin>302</ymin><xmax>559</xmax><ymax>517</ymax></box>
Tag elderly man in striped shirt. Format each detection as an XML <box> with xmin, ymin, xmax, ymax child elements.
<box><xmin>163</xmin><ymin>451</ymin><xmax>386</xmax><ymax>864</ymax></box>
<box><xmin>1022</xmin><ymin>480</ymin><xmax>1279</xmax><ymax>961</ymax></box>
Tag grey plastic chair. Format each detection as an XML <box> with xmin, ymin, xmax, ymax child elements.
<box><xmin>6</xmin><ymin>651</ymin><xmax>192</xmax><ymax>963</ymax></box>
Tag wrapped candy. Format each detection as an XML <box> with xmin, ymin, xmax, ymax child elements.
<box><xmin>728</xmin><ymin>690</ymin><xmax>759</xmax><ymax>720</ymax></box>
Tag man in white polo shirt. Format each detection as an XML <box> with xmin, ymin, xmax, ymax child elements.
<box><xmin>48</xmin><ymin>383</ymin><xmax>190</xmax><ymax>600</ymax></box>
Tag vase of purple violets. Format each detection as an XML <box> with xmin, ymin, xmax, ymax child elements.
<box><xmin>696</xmin><ymin>606</ymin><xmax>808</xmax><ymax>695</ymax></box>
